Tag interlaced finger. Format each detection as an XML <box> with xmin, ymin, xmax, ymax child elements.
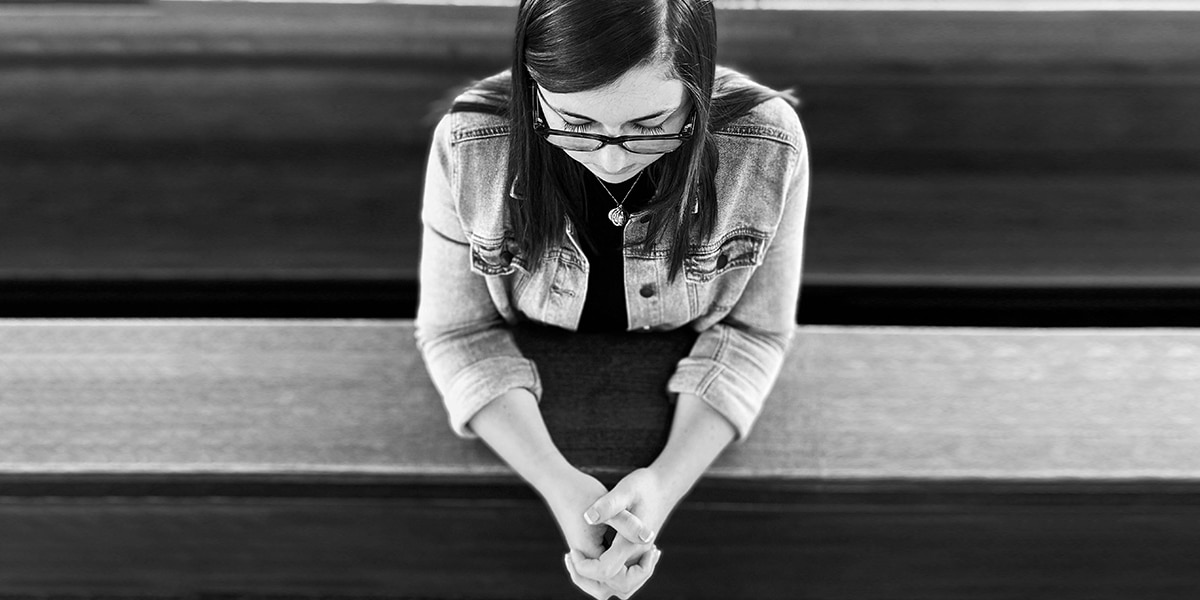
<box><xmin>612</xmin><ymin>546</ymin><xmax>662</xmax><ymax>599</ymax></box>
<box><xmin>565</xmin><ymin>551</ymin><xmax>615</xmax><ymax>600</ymax></box>
<box><xmin>572</xmin><ymin>535</ymin><xmax>646</xmax><ymax>581</ymax></box>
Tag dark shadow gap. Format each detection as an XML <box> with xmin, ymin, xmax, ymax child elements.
<box><xmin>0</xmin><ymin>279</ymin><xmax>1197</xmax><ymax>327</ymax></box>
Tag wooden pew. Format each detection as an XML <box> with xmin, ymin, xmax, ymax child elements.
<box><xmin>2</xmin><ymin>2</ymin><xmax>1200</xmax><ymax>322</ymax></box>
<box><xmin>2</xmin><ymin>319</ymin><xmax>1199</xmax><ymax>598</ymax></box>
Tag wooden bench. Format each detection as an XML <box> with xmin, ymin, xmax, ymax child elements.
<box><xmin>3</xmin><ymin>319</ymin><xmax>1199</xmax><ymax>598</ymax></box>
<box><xmin>2</xmin><ymin>2</ymin><xmax>1200</xmax><ymax>323</ymax></box>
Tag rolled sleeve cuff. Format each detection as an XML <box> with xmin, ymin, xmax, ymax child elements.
<box><xmin>667</xmin><ymin>357</ymin><xmax>762</xmax><ymax>442</ymax></box>
<box><xmin>445</xmin><ymin>356</ymin><xmax>543</xmax><ymax>438</ymax></box>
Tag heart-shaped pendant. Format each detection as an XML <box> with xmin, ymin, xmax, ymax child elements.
<box><xmin>608</xmin><ymin>207</ymin><xmax>628</xmax><ymax>227</ymax></box>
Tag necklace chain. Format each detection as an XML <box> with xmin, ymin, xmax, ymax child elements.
<box><xmin>596</xmin><ymin>171</ymin><xmax>643</xmax><ymax>227</ymax></box>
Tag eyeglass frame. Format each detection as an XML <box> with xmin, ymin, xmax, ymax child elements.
<box><xmin>530</xmin><ymin>86</ymin><xmax>695</xmax><ymax>155</ymax></box>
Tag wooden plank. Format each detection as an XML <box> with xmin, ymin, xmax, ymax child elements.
<box><xmin>2</xmin><ymin>495</ymin><xmax>1200</xmax><ymax>598</ymax></box>
<box><xmin>4</xmin><ymin>5</ymin><xmax>1200</xmax><ymax>162</ymax></box>
<box><xmin>1</xmin><ymin>320</ymin><xmax>1200</xmax><ymax>597</ymax></box>
<box><xmin>3</xmin><ymin>5</ymin><xmax>1200</xmax><ymax>169</ymax></box>
<box><xmin>804</xmin><ymin>174</ymin><xmax>1200</xmax><ymax>285</ymax></box>
<box><xmin>4</xmin><ymin>3</ymin><xmax>1200</xmax><ymax>71</ymax></box>
<box><xmin>6</xmin><ymin>168</ymin><xmax>1200</xmax><ymax>287</ymax></box>
<box><xmin>1</xmin><ymin>320</ymin><xmax>1198</xmax><ymax>481</ymax></box>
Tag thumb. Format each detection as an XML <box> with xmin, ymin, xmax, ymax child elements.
<box><xmin>583</xmin><ymin>487</ymin><xmax>630</xmax><ymax>526</ymax></box>
<box><xmin>585</xmin><ymin>489</ymin><xmax>656</xmax><ymax>545</ymax></box>
<box><xmin>607</xmin><ymin>509</ymin><xmax>655</xmax><ymax>545</ymax></box>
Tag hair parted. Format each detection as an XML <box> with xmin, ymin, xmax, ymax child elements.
<box><xmin>453</xmin><ymin>0</ymin><xmax>796</xmax><ymax>281</ymax></box>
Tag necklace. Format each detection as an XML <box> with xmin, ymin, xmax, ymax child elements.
<box><xmin>595</xmin><ymin>171</ymin><xmax>643</xmax><ymax>227</ymax></box>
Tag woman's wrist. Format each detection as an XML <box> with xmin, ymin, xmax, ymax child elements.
<box><xmin>528</xmin><ymin>453</ymin><xmax>586</xmax><ymax>500</ymax></box>
<box><xmin>646</xmin><ymin>460</ymin><xmax>690</xmax><ymax>509</ymax></box>
<box><xmin>539</xmin><ymin>463</ymin><xmax>597</xmax><ymax>510</ymax></box>
<box><xmin>470</xmin><ymin>387</ymin><xmax>577</xmax><ymax>496</ymax></box>
<box><xmin>648</xmin><ymin>392</ymin><xmax>736</xmax><ymax>505</ymax></box>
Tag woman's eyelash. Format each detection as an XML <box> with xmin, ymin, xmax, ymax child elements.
<box><xmin>560</xmin><ymin>121</ymin><xmax>592</xmax><ymax>133</ymax></box>
<box><xmin>559</xmin><ymin>121</ymin><xmax>667</xmax><ymax>135</ymax></box>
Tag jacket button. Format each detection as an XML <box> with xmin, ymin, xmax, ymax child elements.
<box><xmin>716</xmin><ymin>254</ymin><xmax>728</xmax><ymax>269</ymax></box>
<box><xmin>639</xmin><ymin>284</ymin><xmax>656</xmax><ymax>298</ymax></box>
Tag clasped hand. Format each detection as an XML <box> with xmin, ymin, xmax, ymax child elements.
<box><xmin>549</xmin><ymin>468</ymin><xmax>673</xmax><ymax>599</ymax></box>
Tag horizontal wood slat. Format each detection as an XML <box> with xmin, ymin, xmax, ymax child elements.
<box><xmin>3</xmin><ymin>495</ymin><xmax>1200</xmax><ymax>598</ymax></box>
<box><xmin>2</xmin><ymin>320</ymin><xmax>1198</xmax><ymax>481</ymax></box>
<box><xmin>6</xmin><ymin>170</ymin><xmax>1200</xmax><ymax>286</ymax></box>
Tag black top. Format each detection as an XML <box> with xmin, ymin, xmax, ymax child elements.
<box><xmin>575</xmin><ymin>172</ymin><xmax>654</xmax><ymax>333</ymax></box>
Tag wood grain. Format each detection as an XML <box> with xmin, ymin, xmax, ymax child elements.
<box><xmin>3</xmin><ymin>496</ymin><xmax>1200</xmax><ymax>598</ymax></box>
<box><xmin>1</xmin><ymin>320</ymin><xmax>1198</xmax><ymax>480</ymax></box>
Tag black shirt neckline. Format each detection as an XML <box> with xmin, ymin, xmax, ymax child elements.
<box><xmin>575</xmin><ymin>171</ymin><xmax>656</xmax><ymax>333</ymax></box>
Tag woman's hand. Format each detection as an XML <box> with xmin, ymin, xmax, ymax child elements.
<box><xmin>567</xmin><ymin>393</ymin><xmax>736</xmax><ymax>597</ymax></box>
<box><xmin>543</xmin><ymin>468</ymin><xmax>612</xmax><ymax>560</ymax></box>
<box><xmin>568</xmin><ymin>467</ymin><xmax>675</xmax><ymax>598</ymax></box>
<box><xmin>543</xmin><ymin>467</ymin><xmax>663</xmax><ymax>599</ymax></box>
<box><xmin>566</xmin><ymin>545</ymin><xmax>662</xmax><ymax>600</ymax></box>
<box><xmin>466</xmin><ymin>390</ymin><xmax>665</xmax><ymax>598</ymax></box>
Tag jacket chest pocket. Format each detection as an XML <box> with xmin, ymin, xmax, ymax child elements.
<box><xmin>684</xmin><ymin>229</ymin><xmax>767</xmax><ymax>283</ymax></box>
<box><xmin>683</xmin><ymin>229</ymin><xmax>768</xmax><ymax>318</ymax></box>
<box><xmin>469</xmin><ymin>237</ymin><xmax>532</xmax><ymax>307</ymax></box>
<box><xmin>470</xmin><ymin>236</ymin><xmax>524</xmax><ymax>276</ymax></box>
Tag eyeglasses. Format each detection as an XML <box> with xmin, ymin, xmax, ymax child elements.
<box><xmin>531</xmin><ymin>87</ymin><xmax>694</xmax><ymax>155</ymax></box>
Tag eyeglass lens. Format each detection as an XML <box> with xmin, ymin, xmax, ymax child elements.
<box><xmin>544</xmin><ymin>134</ymin><xmax>684</xmax><ymax>154</ymax></box>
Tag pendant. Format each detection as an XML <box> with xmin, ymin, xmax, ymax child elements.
<box><xmin>607</xmin><ymin>207</ymin><xmax>628</xmax><ymax>227</ymax></box>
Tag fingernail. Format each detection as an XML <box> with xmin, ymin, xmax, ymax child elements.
<box><xmin>584</xmin><ymin>509</ymin><xmax>599</xmax><ymax>524</ymax></box>
<box><xmin>639</xmin><ymin>529</ymin><xmax>654</xmax><ymax>543</ymax></box>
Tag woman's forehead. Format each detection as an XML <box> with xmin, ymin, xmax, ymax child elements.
<box><xmin>539</xmin><ymin>63</ymin><xmax>687</xmax><ymax>123</ymax></box>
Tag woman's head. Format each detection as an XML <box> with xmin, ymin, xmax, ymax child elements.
<box><xmin>491</xmin><ymin>0</ymin><xmax>792</xmax><ymax>281</ymax></box>
<box><xmin>511</xmin><ymin>0</ymin><xmax>716</xmax><ymax>186</ymax></box>
<box><xmin>506</xmin><ymin>0</ymin><xmax>719</xmax><ymax>275</ymax></box>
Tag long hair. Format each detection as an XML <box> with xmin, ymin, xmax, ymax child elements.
<box><xmin>458</xmin><ymin>0</ymin><xmax>796</xmax><ymax>280</ymax></box>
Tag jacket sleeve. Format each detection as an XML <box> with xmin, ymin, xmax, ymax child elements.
<box><xmin>414</xmin><ymin>114</ymin><xmax>542</xmax><ymax>438</ymax></box>
<box><xmin>666</xmin><ymin>110</ymin><xmax>810</xmax><ymax>442</ymax></box>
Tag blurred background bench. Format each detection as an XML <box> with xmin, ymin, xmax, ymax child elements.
<box><xmin>3</xmin><ymin>1</ymin><xmax>1200</xmax><ymax>597</ymax></box>
<box><xmin>2</xmin><ymin>0</ymin><xmax>1199</xmax><ymax>323</ymax></box>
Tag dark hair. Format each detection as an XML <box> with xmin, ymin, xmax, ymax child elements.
<box><xmin>456</xmin><ymin>0</ymin><xmax>796</xmax><ymax>280</ymax></box>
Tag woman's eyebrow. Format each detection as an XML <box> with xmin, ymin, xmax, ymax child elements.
<box><xmin>552</xmin><ymin>104</ymin><xmax>677</xmax><ymax>123</ymax></box>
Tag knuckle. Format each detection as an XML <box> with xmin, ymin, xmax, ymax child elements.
<box><xmin>601</xmin><ymin>501</ymin><xmax>620</xmax><ymax>517</ymax></box>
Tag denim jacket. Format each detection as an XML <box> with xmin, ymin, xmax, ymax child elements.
<box><xmin>416</xmin><ymin>73</ymin><xmax>809</xmax><ymax>441</ymax></box>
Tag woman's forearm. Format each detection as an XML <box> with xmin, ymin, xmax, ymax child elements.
<box><xmin>468</xmin><ymin>388</ymin><xmax>576</xmax><ymax>493</ymax></box>
<box><xmin>648</xmin><ymin>392</ymin><xmax>737</xmax><ymax>506</ymax></box>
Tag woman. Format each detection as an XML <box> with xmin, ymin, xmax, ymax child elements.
<box><xmin>416</xmin><ymin>0</ymin><xmax>808</xmax><ymax>596</ymax></box>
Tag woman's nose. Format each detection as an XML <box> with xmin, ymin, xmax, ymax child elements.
<box><xmin>595</xmin><ymin>144</ymin><xmax>632</xmax><ymax>174</ymax></box>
